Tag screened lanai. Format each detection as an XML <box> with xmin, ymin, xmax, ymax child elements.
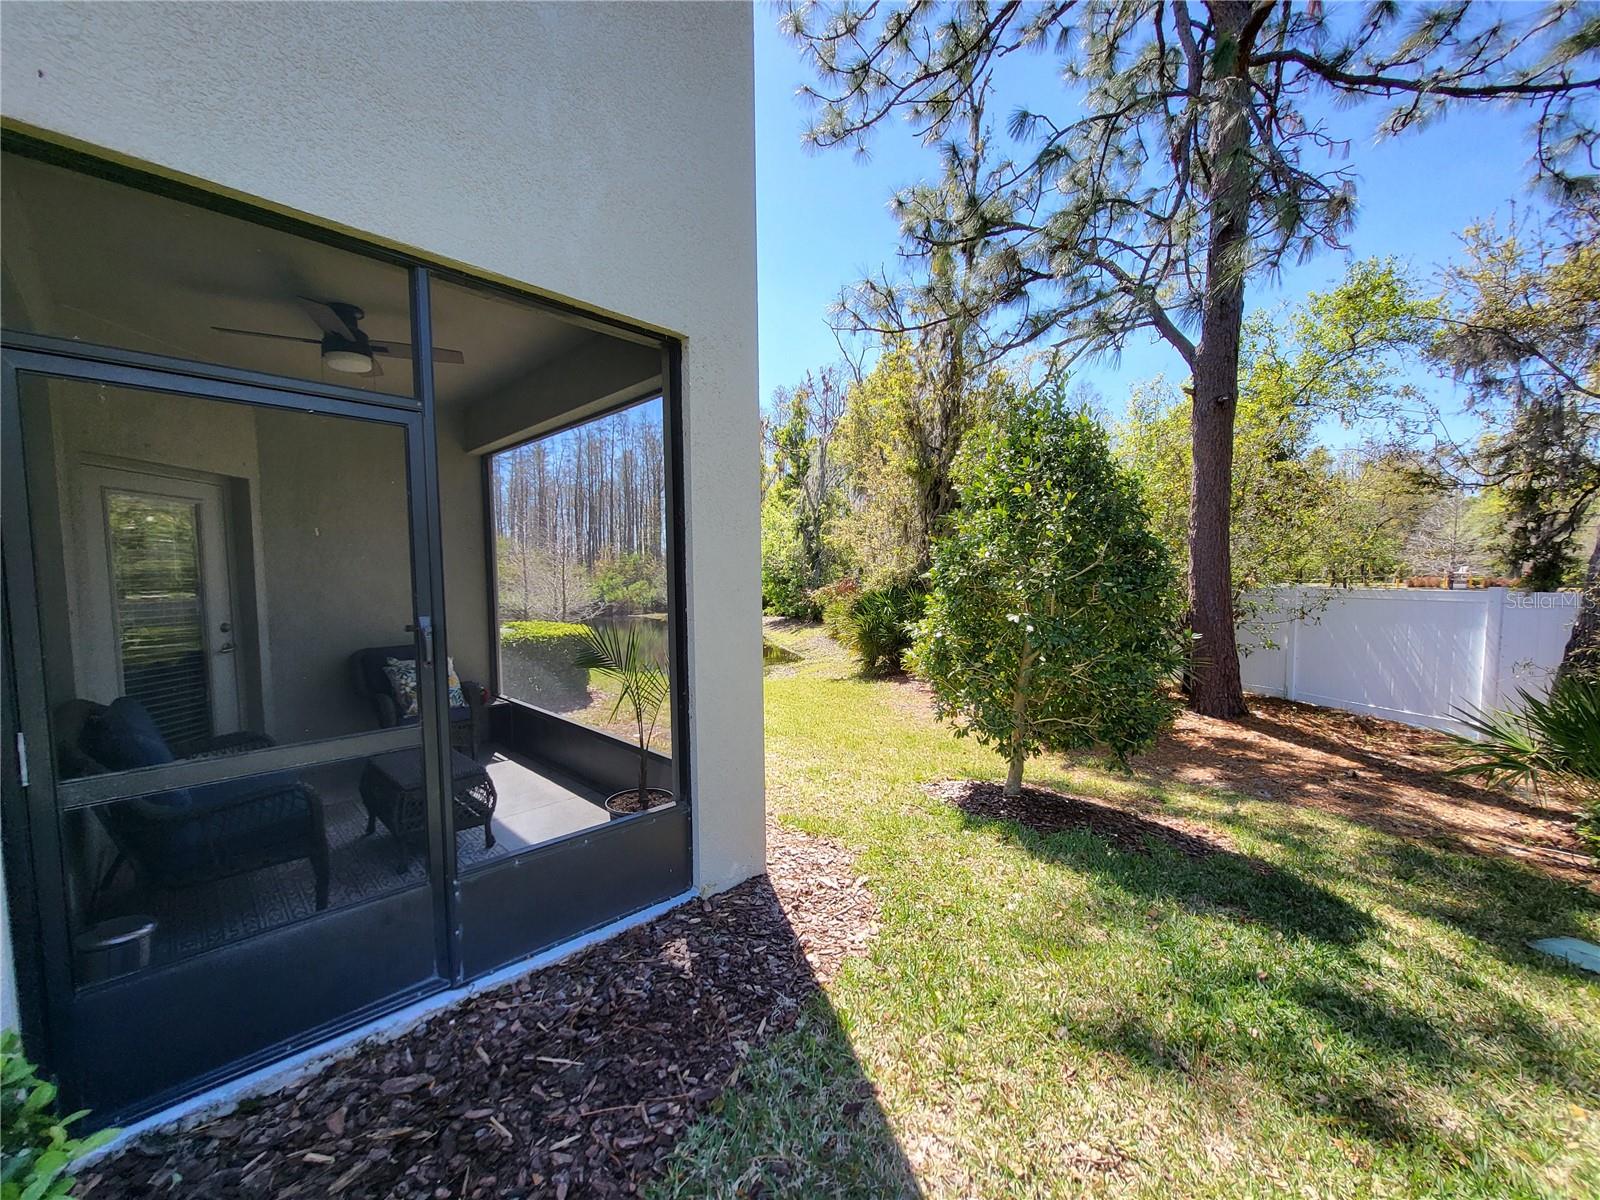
<box><xmin>1</xmin><ymin>143</ymin><xmax>689</xmax><ymax>1118</ymax></box>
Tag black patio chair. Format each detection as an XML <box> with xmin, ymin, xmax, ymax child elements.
<box><xmin>58</xmin><ymin>698</ymin><xmax>330</xmax><ymax>911</ymax></box>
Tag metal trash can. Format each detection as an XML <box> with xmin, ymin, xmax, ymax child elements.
<box><xmin>74</xmin><ymin>915</ymin><xmax>156</xmax><ymax>984</ymax></box>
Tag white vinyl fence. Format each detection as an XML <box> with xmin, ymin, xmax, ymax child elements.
<box><xmin>1238</xmin><ymin>587</ymin><xmax>1580</xmax><ymax>736</ymax></box>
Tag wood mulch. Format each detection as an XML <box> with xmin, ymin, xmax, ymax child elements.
<box><xmin>767</xmin><ymin>822</ymin><xmax>881</xmax><ymax>984</ymax></box>
<box><xmin>79</xmin><ymin>825</ymin><xmax>878</xmax><ymax>1200</ymax></box>
<box><xmin>930</xmin><ymin>778</ymin><xmax>1249</xmax><ymax>863</ymax></box>
<box><xmin>1136</xmin><ymin>696</ymin><xmax>1597</xmax><ymax>891</ymax></box>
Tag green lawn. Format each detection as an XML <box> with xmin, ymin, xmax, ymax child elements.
<box><xmin>653</xmin><ymin>623</ymin><xmax>1600</xmax><ymax>1199</ymax></box>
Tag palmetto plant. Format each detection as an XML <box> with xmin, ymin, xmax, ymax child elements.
<box><xmin>574</xmin><ymin>623</ymin><xmax>669</xmax><ymax>806</ymax></box>
<box><xmin>1449</xmin><ymin>676</ymin><xmax>1600</xmax><ymax>856</ymax></box>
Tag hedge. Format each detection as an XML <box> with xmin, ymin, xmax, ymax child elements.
<box><xmin>501</xmin><ymin>620</ymin><xmax>590</xmax><ymax>649</ymax></box>
<box><xmin>499</xmin><ymin>620</ymin><xmax>592</xmax><ymax>711</ymax></box>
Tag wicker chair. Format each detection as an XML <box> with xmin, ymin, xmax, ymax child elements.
<box><xmin>348</xmin><ymin>644</ymin><xmax>486</xmax><ymax>758</ymax></box>
<box><xmin>58</xmin><ymin>698</ymin><xmax>330</xmax><ymax>911</ymax></box>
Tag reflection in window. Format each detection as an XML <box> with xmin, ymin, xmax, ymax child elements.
<box><xmin>491</xmin><ymin>398</ymin><xmax>671</xmax><ymax>739</ymax></box>
<box><xmin>63</xmin><ymin>755</ymin><xmax>431</xmax><ymax>984</ymax></box>
<box><xmin>18</xmin><ymin>377</ymin><xmax>416</xmax><ymax>764</ymax></box>
<box><xmin>105</xmin><ymin>490</ymin><xmax>212</xmax><ymax>746</ymax></box>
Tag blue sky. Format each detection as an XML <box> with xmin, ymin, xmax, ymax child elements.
<box><xmin>754</xmin><ymin>11</ymin><xmax>1553</xmax><ymax>438</ymax></box>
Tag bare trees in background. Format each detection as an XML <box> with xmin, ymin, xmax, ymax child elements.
<box><xmin>494</xmin><ymin>399</ymin><xmax>667</xmax><ymax>620</ymax></box>
<box><xmin>1403</xmin><ymin>493</ymin><xmax>1496</xmax><ymax>583</ymax></box>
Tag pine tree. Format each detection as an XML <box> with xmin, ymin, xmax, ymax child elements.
<box><xmin>784</xmin><ymin>0</ymin><xmax>1598</xmax><ymax>717</ymax></box>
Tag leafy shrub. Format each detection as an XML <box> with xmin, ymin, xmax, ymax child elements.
<box><xmin>913</xmin><ymin>393</ymin><xmax>1184</xmax><ymax>793</ymax></box>
<box><xmin>811</xmin><ymin>577</ymin><xmax>924</xmax><ymax>675</ymax></box>
<box><xmin>499</xmin><ymin>620</ymin><xmax>592</xmax><ymax>710</ymax></box>
<box><xmin>812</xmin><ymin>577</ymin><xmax>862</xmax><ymax>638</ymax></box>
<box><xmin>761</xmin><ymin>489</ymin><xmax>821</xmax><ymax>618</ymax></box>
<box><xmin>840</xmin><ymin>583</ymin><xmax>926</xmax><ymax>677</ymax></box>
<box><xmin>1</xmin><ymin>1029</ymin><xmax>115</xmax><ymax>1200</ymax></box>
<box><xmin>591</xmin><ymin>554</ymin><xmax>666</xmax><ymax>615</ymax></box>
<box><xmin>762</xmin><ymin>573</ymin><xmax>818</xmax><ymax>620</ymax></box>
<box><xmin>1449</xmin><ymin>676</ymin><xmax>1600</xmax><ymax>857</ymax></box>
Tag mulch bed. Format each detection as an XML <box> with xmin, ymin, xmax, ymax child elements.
<box><xmin>767</xmin><ymin>823</ymin><xmax>880</xmax><ymax>983</ymax></box>
<box><xmin>80</xmin><ymin>825</ymin><xmax>879</xmax><ymax>1200</ymax></box>
<box><xmin>930</xmin><ymin>778</ymin><xmax>1245</xmax><ymax>861</ymax></box>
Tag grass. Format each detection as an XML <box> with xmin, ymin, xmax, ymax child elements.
<box><xmin>652</xmin><ymin>622</ymin><xmax>1600</xmax><ymax>1199</ymax></box>
<box><xmin>566</xmin><ymin>670</ymin><xmax>672</xmax><ymax>742</ymax></box>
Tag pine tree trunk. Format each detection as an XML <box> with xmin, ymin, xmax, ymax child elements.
<box><xmin>1557</xmin><ymin>528</ymin><xmax>1600</xmax><ymax>684</ymax></box>
<box><xmin>1185</xmin><ymin>1</ymin><xmax>1253</xmax><ymax>721</ymax></box>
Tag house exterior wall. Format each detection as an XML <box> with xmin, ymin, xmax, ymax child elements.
<box><xmin>1</xmin><ymin>0</ymin><xmax>763</xmax><ymax>1021</ymax></box>
<box><xmin>251</xmin><ymin>410</ymin><xmax>419</xmax><ymax>741</ymax></box>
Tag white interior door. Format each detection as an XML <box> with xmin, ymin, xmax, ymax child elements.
<box><xmin>77</xmin><ymin>464</ymin><xmax>241</xmax><ymax>741</ymax></box>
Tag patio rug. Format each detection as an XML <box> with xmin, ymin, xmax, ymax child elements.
<box><xmin>143</xmin><ymin>787</ymin><xmax>510</xmax><ymax>966</ymax></box>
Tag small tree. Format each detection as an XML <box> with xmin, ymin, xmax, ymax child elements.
<box><xmin>914</xmin><ymin>391</ymin><xmax>1185</xmax><ymax>796</ymax></box>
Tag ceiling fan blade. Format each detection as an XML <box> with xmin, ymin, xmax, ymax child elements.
<box><xmin>297</xmin><ymin>297</ymin><xmax>358</xmax><ymax>339</ymax></box>
<box><xmin>211</xmin><ymin>326</ymin><xmax>322</xmax><ymax>346</ymax></box>
<box><xmin>368</xmin><ymin>339</ymin><xmax>466</xmax><ymax>365</ymax></box>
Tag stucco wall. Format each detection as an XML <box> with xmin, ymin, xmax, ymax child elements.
<box><xmin>1</xmin><ymin>0</ymin><xmax>764</xmax><ymax>905</ymax></box>
<box><xmin>437</xmin><ymin>416</ymin><xmax>494</xmax><ymax>693</ymax></box>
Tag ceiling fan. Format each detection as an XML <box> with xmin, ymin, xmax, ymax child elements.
<box><xmin>212</xmin><ymin>298</ymin><xmax>465</xmax><ymax>377</ymax></box>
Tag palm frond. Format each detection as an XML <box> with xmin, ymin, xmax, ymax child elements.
<box><xmin>573</xmin><ymin>623</ymin><xmax>669</xmax><ymax>753</ymax></box>
<box><xmin>1448</xmin><ymin>677</ymin><xmax>1600</xmax><ymax>820</ymax></box>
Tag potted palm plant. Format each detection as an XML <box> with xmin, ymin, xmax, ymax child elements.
<box><xmin>574</xmin><ymin>623</ymin><xmax>674</xmax><ymax>816</ymax></box>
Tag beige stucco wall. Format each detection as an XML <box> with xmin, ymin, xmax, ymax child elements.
<box><xmin>0</xmin><ymin>0</ymin><xmax>763</xmax><ymax>993</ymax></box>
<box><xmin>252</xmin><ymin>409</ymin><xmax>420</xmax><ymax>740</ymax></box>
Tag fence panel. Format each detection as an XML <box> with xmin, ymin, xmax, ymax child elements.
<box><xmin>1496</xmin><ymin>592</ymin><xmax>1582</xmax><ymax>706</ymax></box>
<box><xmin>1238</xmin><ymin>587</ymin><xmax>1579</xmax><ymax>736</ymax></box>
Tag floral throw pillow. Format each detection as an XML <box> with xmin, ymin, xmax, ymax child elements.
<box><xmin>384</xmin><ymin>657</ymin><xmax>468</xmax><ymax>718</ymax></box>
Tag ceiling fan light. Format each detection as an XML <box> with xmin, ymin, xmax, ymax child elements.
<box><xmin>323</xmin><ymin>348</ymin><xmax>373</xmax><ymax>375</ymax></box>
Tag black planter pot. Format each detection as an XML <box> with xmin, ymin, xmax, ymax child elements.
<box><xmin>603</xmin><ymin>788</ymin><xmax>674</xmax><ymax>819</ymax></box>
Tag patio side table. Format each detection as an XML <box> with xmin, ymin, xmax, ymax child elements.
<box><xmin>360</xmin><ymin>748</ymin><xmax>498</xmax><ymax>867</ymax></box>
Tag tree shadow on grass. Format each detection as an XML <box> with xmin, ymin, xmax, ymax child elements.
<box><xmin>936</xmin><ymin>777</ymin><xmax>1596</xmax><ymax>1156</ymax></box>
<box><xmin>938</xmin><ymin>779</ymin><xmax>1375</xmax><ymax>946</ymax></box>
<box><xmin>1243</xmin><ymin>706</ymin><xmax>1556</xmax><ymax>819</ymax></box>
<box><xmin>1369</xmin><ymin>838</ymin><xmax>1600</xmax><ymax>971</ymax></box>
<box><xmin>1064</xmin><ymin>964</ymin><xmax>1592</xmax><ymax>1152</ymax></box>
<box><xmin>1068</xmin><ymin>1006</ymin><xmax>1439</xmax><ymax>1146</ymax></box>
<box><xmin>1133</xmin><ymin>699</ymin><xmax>1596</xmax><ymax>892</ymax></box>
